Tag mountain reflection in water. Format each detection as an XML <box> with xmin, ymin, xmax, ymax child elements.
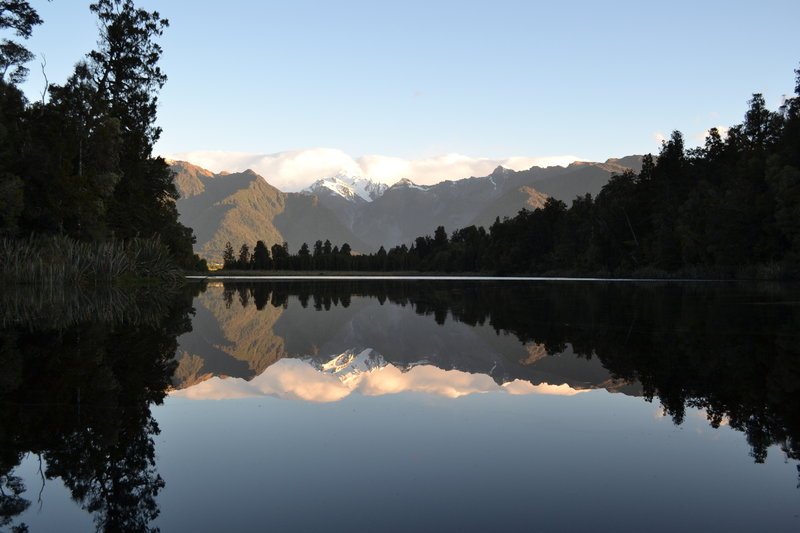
<box><xmin>172</xmin><ymin>352</ymin><xmax>589</xmax><ymax>401</ymax></box>
<box><xmin>176</xmin><ymin>279</ymin><xmax>800</xmax><ymax>465</ymax></box>
<box><xmin>2</xmin><ymin>279</ymin><xmax>799</xmax><ymax>532</ymax></box>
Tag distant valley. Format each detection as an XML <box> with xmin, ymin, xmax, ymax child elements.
<box><xmin>171</xmin><ymin>156</ymin><xmax>643</xmax><ymax>263</ymax></box>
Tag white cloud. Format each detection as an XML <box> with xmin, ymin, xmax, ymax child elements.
<box><xmin>161</xmin><ymin>148</ymin><xmax>586</xmax><ymax>191</ymax></box>
<box><xmin>165</xmin><ymin>148</ymin><xmax>361</xmax><ymax>191</ymax></box>
<box><xmin>653</xmin><ymin>132</ymin><xmax>667</xmax><ymax>145</ymax></box>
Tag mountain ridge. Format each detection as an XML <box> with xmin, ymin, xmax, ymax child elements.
<box><xmin>302</xmin><ymin>173</ymin><xmax>388</xmax><ymax>203</ymax></box>
<box><xmin>171</xmin><ymin>156</ymin><xmax>643</xmax><ymax>262</ymax></box>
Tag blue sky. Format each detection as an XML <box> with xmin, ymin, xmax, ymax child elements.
<box><xmin>16</xmin><ymin>0</ymin><xmax>800</xmax><ymax>188</ymax></box>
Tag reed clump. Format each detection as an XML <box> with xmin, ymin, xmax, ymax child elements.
<box><xmin>0</xmin><ymin>283</ymin><xmax>182</xmax><ymax>328</ymax></box>
<box><xmin>0</xmin><ymin>235</ymin><xmax>183</xmax><ymax>285</ymax></box>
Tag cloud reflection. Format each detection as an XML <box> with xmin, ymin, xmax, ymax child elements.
<box><xmin>170</xmin><ymin>356</ymin><xmax>589</xmax><ymax>402</ymax></box>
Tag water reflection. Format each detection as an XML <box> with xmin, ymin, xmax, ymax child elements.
<box><xmin>177</xmin><ymin>280</ymin><xmax>800</xmax><ymax>465</ymax></box>
<box><xmin>172</xmin><ymin>352</ymin><xmax>588</xmax><ymax>401</ymax></box>
<box><xmin>0</xmin><ymin>285</ymin><xmax>196</xmax><ymax>532</ymax></box>
<box><xmin>2</xmin><ymin>279</ymin><xmax>799</xmax><ymax>530</ymax></box>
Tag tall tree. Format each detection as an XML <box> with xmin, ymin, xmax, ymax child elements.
<box><xmin>222</xmin><ymin>241</ymin><xmax>235</xmax><ymax>269</ymax></box>
<box><xmin>237</xmin><ymin>243</ymin><xmax>250</xmax><ymax>269</ymax></box>
<box><xmin>85</xmin><ymin>0</ymin><xmax>195</xmax><ymax>264</ymax></box>
<box><xmin>0</xmin><ymin>0</ymin><xmax>43</xmax><ymax>84</ymax></box>
<box><xmin>252</xmin><ymin>240</ymin><xmax>270</xmax><ymax>270</ymax></box>
<box><xmin>271</xmin><ymin>242</ymin><xmax>289</xmax><ymax>270</ymax></box>
<box><xmin>297</xmin><ymin>242</ymin><xmax>311</xmax><ymax>270</ymax></box>
<box><xmin>0</xmin><ymin>1</ymin><xmax>42</xmax><ymax>236</ymax></box>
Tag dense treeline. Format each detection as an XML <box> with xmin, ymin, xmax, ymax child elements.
<box><xmin>0</xmin><ymin>1</ymin><xmax>204</xmax><ymax>279</ymax></box>
<box><xmin>223</xmin><ymin>67</ymin><xmax>800</xmax><ymax>278</ymax></box>
<box><xmin>221</xmin><ymin>238</ymin><xmax>365</xmax><ymax>271</ymax></box>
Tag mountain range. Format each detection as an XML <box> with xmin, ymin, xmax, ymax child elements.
<box><xmin>170</xmin><ymin>155</ymin><xmax>643</xmax><ymax>263</ymax></box>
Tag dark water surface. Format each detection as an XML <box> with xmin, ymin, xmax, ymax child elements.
<box><xmin>2</xmin><ymin>279</ymin><xmax>799</xmax><ymax>531</ymax></box>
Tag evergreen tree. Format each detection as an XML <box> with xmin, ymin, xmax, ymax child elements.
<box><xmin>86</xmin><ymin>0</ymin><xmax>196</xmax><ymax>266</ymax></box>
<box><xmin>0</xmin><ymin>0</ymin><xmax>42</xmax><ymax>84</ymax></box>
<box><xmin>271</xmin><ymin>242</ymin><xmax>289</xmax><ymax>269</ymax></box>
<box><xmin>237</xmin><ymin>243</ymin><xmax>250</xmax><ymax>269</ymax></box>
<box><xmin>222</xmin><ymin>241</ymin><xmax>235</xmax><ymax>270</ymax></box>
<box><xmin>433</xmin><ymin>226</ymin><xmax>448</xmax><ymax>248</ymax></box>
<box><xmin>0</xmin><ymin>79</ymin><xmax>25</xmax><ymax>234</ymax></box>
<box><xmin>375</xmin><ymin>246</ymin><xmax>387</xmax><ymax>270</ymax></box>
<box><xmin>0</xmin><ymin>2</ymin><xmax>205</xmax><ymax>273</ymax></box>
<box><xmin>297</xmin><ymin>242</ymin><xmax>311</xmax><ymax>270</ymax></box>
<box><xmin>252</xmin><ymin>240</ymin><xmax>270</xmax><ymax>270</ymax></box>
<box><xmin>0</xmin><ymin>1</ymin><xmax>41</xmax><ymax>235</ymax></box>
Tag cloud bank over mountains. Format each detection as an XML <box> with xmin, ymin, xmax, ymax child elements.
<box><xmin>162</xmin><ymin>148</ymin><xmax>585</xmax><ymax>191</ymax></box>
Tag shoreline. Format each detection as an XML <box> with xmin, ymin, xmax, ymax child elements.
<box><xmin>185</xmin><ymin>272</ymin><xmax>741</xmax><ymax>283</ymax></box>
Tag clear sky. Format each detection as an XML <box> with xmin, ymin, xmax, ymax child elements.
<box><xmin>16</xmin><ymin>0</ymin><xmax>800</xmax><ymax>189</ymax></box>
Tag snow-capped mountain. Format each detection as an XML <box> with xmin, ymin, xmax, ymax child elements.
<box><xmin>302</xmin><ymin>172</ymin><xmax>388</xmax><ymax>203</ymax></box>
<box><xmin>389</xmin><ymin>178</ymin><xmax>430</xmax><ymax>191</ymax></box>
<box><xmin>309</xmin><ymin>348</ymin><xmax>389</xmax><ymax>386</ymax></box>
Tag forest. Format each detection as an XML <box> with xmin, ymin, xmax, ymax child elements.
<box><xmin>223</xmin><ymin>69</ymin><xmax>800</xmax><ymax>279</ymax></box>
<box><xmin>1</xmin><ymin>1</ymin><xmax>203</xmax><ymax>282</ymax></box>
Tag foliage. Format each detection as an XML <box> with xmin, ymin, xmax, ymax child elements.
<box><xmin>0</xmin><ymin>0</ymin><xmax>43</xmax><ymax>83</ymax></box>
<box><xmin>0</xmin><ymin>284</ymin><xmax>196</xmax><ymax>531</ymax></box>
<box><xmin>0</xmin><ymin>1</ymin><xmax>202</xmax><ymax>275</ymax></box>
<box><xmin>0</xmin><ymin>234</ymin><xmax>184</xmax><ymax>284</ymax></box>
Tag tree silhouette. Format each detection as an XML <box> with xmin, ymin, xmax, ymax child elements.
<box><xmin>0</xmin><ymin>0</ymin><xmax>42</xmax><ymax>83</ymax></box>
<box><xmin>222</xmin><ymin>241</ymin><xmax>235</xmax><ymax>269</ymax></box>
<box><xmin>252</xmin><ymin>240</ymin><xmax>270</xmax><ymax>270</ymax></box>
<box><xmin>237</xmin><ymin>243</ymin><xmax>250</xmax><ymax>269</ymax></box>
<box><xmin>0</xmin><ymin>1</ymin><xmax>200</xmax><ymax>269</ymax></box>
<box><xmin>0</xmin><ymin>285</ymin><xmax>195</xmax><ymax>532</ymax></box>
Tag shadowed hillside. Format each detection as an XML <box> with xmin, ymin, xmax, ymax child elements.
<box><xmin>172</xmin><ymin>156</ymin><xmax>642</xmax><ymax>260</ymax></box>
<box><xmin>172</xmin><ymin>161</ymin><xmax>368</xmax><ymax>262</ymax></box>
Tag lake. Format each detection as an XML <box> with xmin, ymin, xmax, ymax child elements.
<box><xmin>2</xmin><ymin>279</ymin><xmax>799</xmax><ymax>532</ymax></box>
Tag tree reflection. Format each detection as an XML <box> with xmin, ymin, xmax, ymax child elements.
<box><xmin>219</xmin><ymin>279</ymin><xmax>800</xmax><ymax>464</ymax></box>
<box><xmin>0</xmin><ymin>470</ymin><xmax>29</xmax><ymax>532</ymax></box>
<box><xmin>0</xmin><ymin>285</ymin><xmax>197</xmax><ymax>532</ymax></box>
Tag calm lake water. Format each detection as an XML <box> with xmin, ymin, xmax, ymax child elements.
<box><xmin>2</xmin><ymin>279</ymin><xmax>799</xmax><ymax>532</ymax></box>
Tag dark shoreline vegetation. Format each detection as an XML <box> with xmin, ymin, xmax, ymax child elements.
<box><xmin>0</xmin><ymin>235</ymin><xmax>184</xmax><ymax>284</ymax></box>
<box><xmin>220</xmin><ymin>68</ymin><xmax>800</xmax><ymax>280</ymax></box>
<box><xmin>0</xmin><ymin>283</ymin><xmax>199</xmax><ymax>531</ymax></box>
<box><xmin>1</xmin><ymin>1</ymin><xmax>205</xmax><ymax>285</ymax></box>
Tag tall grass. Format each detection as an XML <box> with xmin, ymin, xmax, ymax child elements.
<box><xmin>0</xmin><ymin>235</ymin><xmax>183</xmax><ymax>284</ymax></box>
<box><xmin>0</xmin><ymin>283</ymin><xmax>181</xmax><ymax>329</ymax></box>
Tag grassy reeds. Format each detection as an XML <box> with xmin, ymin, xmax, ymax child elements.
<box><xmin>0</xmin><ymin>235</ymin><xmax>183</xmax><ymax>285</ymax></box>
<box><xmin>0</xmin><ymin>283</ymin><xmax>181</xmax><ymax>328</ymax></box>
